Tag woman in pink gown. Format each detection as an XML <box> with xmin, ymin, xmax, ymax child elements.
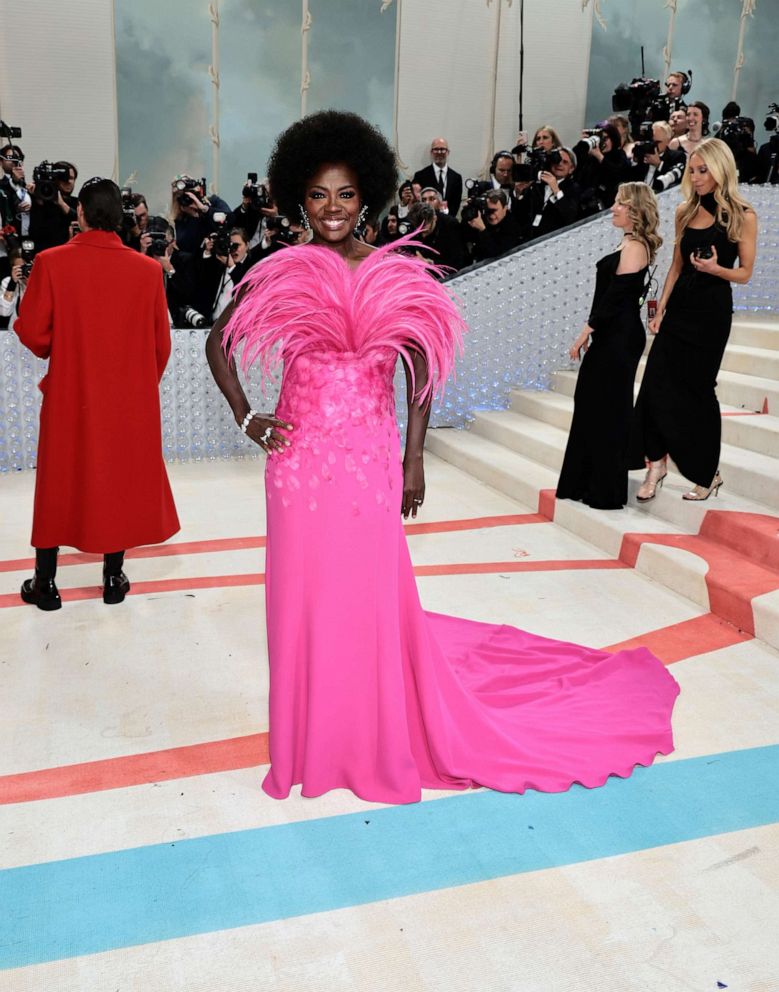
<box><xmin>207</xmin><ymin>111</ymin><xmax>679</xmax><ymax>804</ymax></box>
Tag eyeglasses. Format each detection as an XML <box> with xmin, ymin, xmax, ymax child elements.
<box><xmin>431</xmin><ymin>147</ymin><xmax>448</xmax><ymax>153</ymax></box>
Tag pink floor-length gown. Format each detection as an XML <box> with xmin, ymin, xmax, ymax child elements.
<box><xmin>224</xmin><ymin>238</ymin><xmax>680</xmax><ymax>805</ymax></box>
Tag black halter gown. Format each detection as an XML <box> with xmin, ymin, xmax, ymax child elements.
<box><xmin>629</xmin><ymin>196</ymin><xmax>739</xmax><ymax>487</ymax></box>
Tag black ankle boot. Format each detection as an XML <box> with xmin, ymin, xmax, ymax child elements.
<box><xmin>21</xmin><ymin>573</ymin><xmax>62</xmax><ymax>611</ymax></box>
<box><xmin>103</xmin><ymin>570</ymin><xmax>130</xmax><ymax>605</ymax></box>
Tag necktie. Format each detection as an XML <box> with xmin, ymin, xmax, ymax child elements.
<box><xmin>437</xmin><ymin>168</ymin><xmax>446</xmax><ymax>197</ymax></box>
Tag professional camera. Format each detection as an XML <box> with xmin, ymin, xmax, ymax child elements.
<box><xmin>461</xmin><ymin>178</ymin><xmax>493</xmax><ymax>223</ymax></box>
<box><xmin>32</xmin><ymin>161</ymin><xmax>71</xmax><ymax>202</ymax></box>
<box><xmin>145</xmin><ymin>217</ymin><xmax>171</xmax><ymax>258</ymax></box>
<box><xmin>242</xmin><ymin>172</ymin><xmax>272</xmax><ymax>210</ymax></box>
<box><xmin>19</xmin><ymin>238</ymin><xmax>36</xmax><ymax>279</ymax></box>
<box><xmin>514</xmin><ymin>147</ymin><xmax>564</xmax><ymax>183</ymax></box>
<box><xmin>632</xmin><ymin>122</ymin><xmax>657</xmax><ymax>164</ymax></box>
<box><xmin>208</xmin><ymin>212</ymin><xmax>231</xmax><ymax>257</ymax></box>
<box><xmin>713</xmin><ymin>116</ymin><xmax>755</xmax><ymax>155</ymax></box>
<box><xmin>173</xmin><ymin>176</ymin><xmax>206</xmax><ymax>207</ymax></box>
<box><xmin>765</xmin><ymin>103</ymin><xmax>779</xmax><ymax>132</ymax></box>
<box><xmin>266</xmin><ymin>215</ymin><xmax>298</xmax><ymax>246</ymax></box>
<box><xmin>654</xmin><ymin>162</ymin><xmax>685</xmax><ymax>192</ymax></box>
<box><xmin>183</xmin><ymin>306</ymin><xmax>209</xmax><ymax>329</ymax></box>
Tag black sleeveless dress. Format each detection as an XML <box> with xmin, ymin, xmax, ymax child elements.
<box><xmin>629</xmin><ymin>218</ymin><xmax>739</xmax><ymax>486</ymax></box>
<box><xmin>557</xmin><ymin>249</ymin><xmax>648</xmax><ymax>509</ymax></box>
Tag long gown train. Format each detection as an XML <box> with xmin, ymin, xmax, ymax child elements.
<box><xmin>225</xmin><ymin>239</ymin><xmax>679</xmax><ymax>805</ymax></box>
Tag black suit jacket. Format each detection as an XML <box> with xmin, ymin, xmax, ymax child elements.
<box><xmin>628</xmin><ymin>147</ymin><xmax>686</xmax><ymax>191</ymax></box>
<box><xmin>516</xmin><ymin>178</ymin><xmax>581</xmax><ymax>242</ymax></box>
<box><xmin>412</xmin><ymin>164</ymin><xmax>463</xmax><ymax>217</ymax></box>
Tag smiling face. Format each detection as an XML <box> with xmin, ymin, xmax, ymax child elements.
<box><xmin>304</xmin><ymin>162</ymin><xmax>361</xmax><ymax>248</ymax></box>
<box><xmin>688</xmin><ymin>153</ymin><xmax>717</xmax><ymax>197</ymax></box>
<box><xmin>686</xmin><ymin>106</ymin><xmax>704</xmax><ymax>137</ymax></box>
<box><xmin>430</xmin><ymin>138</ymin><xmax>449</xmax><ymax>167</ymax></box>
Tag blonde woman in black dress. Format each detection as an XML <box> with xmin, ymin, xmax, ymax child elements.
<box><xmin>557</xmin><ymin>183</ymin><xmax>661</xmax><ymax>509</ymax></box>
<box><xmin>631</xmin><ymin>139</ymin><xmax>757</xmax><ymax>501</ymax></box>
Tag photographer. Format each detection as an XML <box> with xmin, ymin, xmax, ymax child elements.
<box><xmin>713</xmin><ymin>103</ymin><xmax>758</xmax><ymax>181</ymax></box>
<box><xmin>378</xmin><ymin>206</ymin><xmax>401</xmax><ymax>245</ymax></box>
<box><xmin>169</xmin><ymin>175</ymin><xmax>231</xmax><ymax>253</ymax></box>
<box><xmin>755</xmin><ymin>104</ymin><xmax>779</xmax><ymax>184</ymax></box>
<box><xmin>629</xmin><ymin>121</ymin><xmax>686</xmax><ymax>192</ymax></box>
<box><xmin>467</xmin><ymin>188</ymin><xmax>522</xmax><ymax>262</ymax></box>
<box><xmin>659</xmin><ymin>71</ymin><xmax>690</xmax><ymax>119</ymax></box>
<box><xmin>671</xmin><ymin>101</ymin><xmax>710</xmax><ymax>157</ymax></box>
<box><xmin>575</xmin><ymin>123</ymin><xmax>629</xmax><ymax>213</ymax></box>
<box><xmin>225</xmin><ymin>173</ymin><xmax>277</xmax><ymax>244</ymax></box>
<box><xmin>0</xmin><ymin>247</ymin><xmax>28</xmax><ymax>330</ymax></box>
<box><xmin>608</xmin><ymin>115</ymin><xmax>636</xmax><ymax>161</ymax></box>
<box><xmin>404</xmin><ymin>198</ymin><xmax>467</xmax><ymax>273</ymax></box>
<box><xmin>515</xmin><ymin>146</ymin><xmax>581</xmax><ymax>243</ymax></box>
<box><xmin>28</xmin><ymin>160</ymin><xmax>78</xmax><ymax>251</ymax></box>
<box><xmin>397</xmin><ymin>180</ymin><xmax>416</xmax><ymax>218</ymax></box>
<box><xmin>0</xmin><ymin>144</ymin><xmax>32</xmax><ymax>237</ymax></box>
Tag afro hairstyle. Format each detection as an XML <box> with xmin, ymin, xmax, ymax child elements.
<box><xmin>267</xmin><ymin>110</ymin><xmax>398</xmax><ymax>221</ymax></box>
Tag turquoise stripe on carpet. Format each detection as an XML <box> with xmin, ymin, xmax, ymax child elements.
<box><xmin>1</xmin><ymin>745</ymin><xmax>778</xmax><ymax>970</ymax></box>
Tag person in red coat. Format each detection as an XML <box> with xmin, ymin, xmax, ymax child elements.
<box><xmin>14</xmin><ymin>178</ymin><xmax>180</xmax><ymax>610</ymax></box>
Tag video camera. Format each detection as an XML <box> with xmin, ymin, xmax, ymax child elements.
<box><xmin>0</xmin><ymin>119</ymin><xmax>22</xmax><ymax>141</ymax></box>
<box><xmin>32</xmin><ymin>161</ymin><xmax>71</xmax><ymax>202</ymax></box>
<box><xmin>242</xmin><ymin>172</ymin><xmax>272</xmax><ymax>210</ymax></box>
<box><xmin>208</xmin><ymin>212</ymin><xmax>231</xmax><ymax>257</ymax></box>
<box><xmin>173</xmin><ymin>176</ymin><xmax>206</xmax><ymax>207</ymax></box>
<box><xmin>612</xmin><ymin>75</ymin><xmax>687</xmax><ymax>135</ymax></box>
<box><xmin>461</xmin><ymin>178</ymin><xmax>493</xmax><ymax>223</ymax></box>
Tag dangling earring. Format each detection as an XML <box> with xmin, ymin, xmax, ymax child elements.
<box><xmin>298</xmin><ymin>203</ymin><xmax>311</xmax><ymax>232</ymax></box>
<box><xmin>357</xmin><ymin>204</ymin><xmax>369</xmax><ymax>226</ymax></box>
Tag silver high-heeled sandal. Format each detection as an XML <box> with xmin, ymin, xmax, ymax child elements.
<box><xmin>636</xmin><ymin>459</ymin><xmax>668</xmax><ymax>503</ymax></box>
<box><xmin>682</xmin><ymin>472</ymin><xmax>723</xmax><ymax>501</ymax></box>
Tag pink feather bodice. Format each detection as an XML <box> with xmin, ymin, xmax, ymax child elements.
<box><xmin>222</xmin><ymin>237</ymin><xmax>465</xmax><ymax>406</ymax></box>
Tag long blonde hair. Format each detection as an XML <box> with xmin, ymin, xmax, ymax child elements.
<box><xmin>616</xmin><ymin>182</ymin><xmax>662</xmax><ymax>263</ymax></box>
<box><xmin>532</xmin><ymin>124</ymin><xmax>562</xmax><ymax>148</ymax></box>
<box><xmin>678</xmin><ymin>138</ymin><xmax>752</xmax><ymax>242</ymax></box>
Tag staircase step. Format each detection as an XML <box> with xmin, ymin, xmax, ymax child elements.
<box><xmin>730</xmin><ymin>316</ymin><xmax>779</xmax><ymax>351</ymax></box>
<box><xmin>720</xmin><ymin>344</ymin><xmax>779</xmax><ymax>380</ymax></box>
<box><xmin>425</xmin><ymin>427</ymin><xmax>558</xmax><ymax>511</ymax></box>
<box><xmin>469</xmin><ymin>410</ymin><xmax>567</xmax><ymax>472</ymax></box>
<box><xmin>524</xmin><ymin>380</ymin><xmax>779</xmax><ymax>459</ymax></box>
<box><xmin>426</xmin><ymin>427</ymin><xmax>779</xmax><ymax>647</ymax></box>
<box><xmin>633</xmin><ymin>360</ymin><xmax>779</xmax><ymax>414</ymax></box>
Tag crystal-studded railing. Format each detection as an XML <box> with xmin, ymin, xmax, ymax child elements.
<box><xmin>1</xmin><ymin>186</ymin><xmax>776</xmax><ymax>472</ymax></box>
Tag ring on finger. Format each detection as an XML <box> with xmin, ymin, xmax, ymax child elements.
<box><xmin>260</xmin><ymin>426</ymin><xmax>273</xmax><ymax>444</ymax></box>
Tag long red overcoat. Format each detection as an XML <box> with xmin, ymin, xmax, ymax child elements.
<box><xmin>14</xmin><ymin>230</ymin><xmax>180</xmax><ymax>553</ymax></box>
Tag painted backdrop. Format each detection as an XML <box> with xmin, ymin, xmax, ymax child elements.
<box><xmin>115</xmin><ymin>0</ymin><xmax>397</xmax><ymax>215</ymax></box>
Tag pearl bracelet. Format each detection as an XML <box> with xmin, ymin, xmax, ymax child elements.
<box><xmin>239</xmin><ymin>409</ymin><xmax>259</xmax><ymax>434</ymax></box>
